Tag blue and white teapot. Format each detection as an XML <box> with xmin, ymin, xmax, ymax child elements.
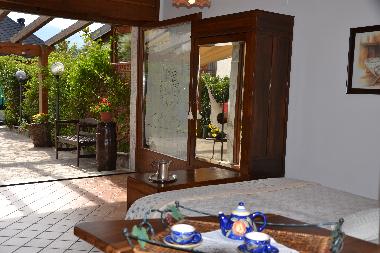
<box><xmin>218</xmin><ymin>202</ymin><xmax>267</xmax><ymax>240</ymax></box>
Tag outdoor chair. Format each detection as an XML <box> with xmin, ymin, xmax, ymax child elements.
<box><xmin>55</xmin><ymin>118</ymin><xmax>98</xmax><ymax>166</ymax></box>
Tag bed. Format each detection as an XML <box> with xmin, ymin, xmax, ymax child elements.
<box><xmin>126</xmin><ymin>178</ymin><xmax>379</xmax><ymax>244</ymax></box>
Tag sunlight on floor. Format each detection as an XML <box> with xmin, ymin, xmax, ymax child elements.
<box><xmin>0</xmin><ymin>175</ymin><xmax>127</xmax><ymax>252</ymax></box>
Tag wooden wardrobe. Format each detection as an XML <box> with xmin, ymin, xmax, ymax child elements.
<box><xmin>136</xmin><ymin>10</ymin><xmax>294</xmax><ymax>179</ymax></box>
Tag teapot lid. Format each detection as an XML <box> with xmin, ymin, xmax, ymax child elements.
<box><xmin>231</xmin><ymin>202</ymin><xmax>250</xmax><ymax>216</ymax></box>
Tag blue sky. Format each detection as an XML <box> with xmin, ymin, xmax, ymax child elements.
<box><xmin>8</xmin><ymin>12</ymin><xmax>103</xmax><ymax>47</ymax></box>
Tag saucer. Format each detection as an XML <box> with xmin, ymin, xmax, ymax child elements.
<box><xmin>238</xmin><ymin>244</ymin><xmax>279</xmax><ymax>253</ymax></box>
<box><xmin>148</xmin><ymin>174</ymin><xmax>177</xmax><ymax>183</ymax></box>
<box><xmin>163</xmin><ymin>235</ymin><xmax>202</xmax><ymax>249</ymax></box>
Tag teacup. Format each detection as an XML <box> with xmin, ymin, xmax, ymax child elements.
<box><xmin>244</xmin><ymin>231</ymin><xmax>278</xmax><ymax>253</ymax></box>
<box><xmin>170</xmin><ymin>224</ymin><xmax>201</xmax><ymax>245</ymax></box>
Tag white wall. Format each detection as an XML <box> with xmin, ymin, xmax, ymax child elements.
<box><xmin>160</xmin><ymin>0</ymin><xmax>380</xmax><ymax>200</ymax></box>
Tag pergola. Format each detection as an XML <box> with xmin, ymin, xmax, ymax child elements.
<box><xmin>0</xmin><ymin>0</ymin><xmax>160</xmax><ymax>114</ymax></box>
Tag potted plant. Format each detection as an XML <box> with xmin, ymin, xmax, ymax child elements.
<box><xmin>29</xmin><ymin>113</ymin><xmax>51</xmax><ymax>147</ymax></box>
<box><xmin>208</xmin><ymin>123</ymin><xmax>226</xmax><ymax>139</ymax></box>
<box><xmin>91</xmin><ymin>97</ymin><xmax>112</xmax><ymax>122</ymax></box>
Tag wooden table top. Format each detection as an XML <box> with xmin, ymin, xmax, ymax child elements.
<box><xmin>74</xmin><ymin>215</ymin><xmax>380</xmax><ymax>253</ymax></box>
<box><xmin>127</xmin><ymin>167</ymin><xmax>243</xmax><ymax>191</ymax></box>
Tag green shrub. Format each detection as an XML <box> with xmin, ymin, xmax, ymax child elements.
<box><xmin>0</xmin><ymin>56</ymin><xmax>40</xmax><ymax>126</ymax></box>
<box><xmin>32</xmin><ymin>113</ymin><xmax>49</xmax><ymax>124</ymax></box>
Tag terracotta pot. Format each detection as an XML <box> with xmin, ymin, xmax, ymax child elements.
<box><xmin>100</xmin><ymin>112</ymin><xmax>112</xmax><ymax>122</ymax></box>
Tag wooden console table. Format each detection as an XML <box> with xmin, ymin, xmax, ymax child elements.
<box><xmin>126</xmin><ymin>167</ymin><xmax>244</xmax><ymax>209</ymax></box>
<box><xmin>74</xmin><ymin>215</ymin><xmax>380</xmax><ymax>253</ymax></box>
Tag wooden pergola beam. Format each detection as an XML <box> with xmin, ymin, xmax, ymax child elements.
<box><xmin>0</xmin><ymin>42</ymin><xmax>41</xmax><ymax>56</ymax></box>
<box><xmin>39</xmin><ymin>46</ymin><xmax>49</xmax><ymax>114</ymax></box>
<box><xmin>10</xmin><ymin>16</ymin><xmax>54</xmax><ymax>43</ymax></box>
<box><xmin>0</xmin><ymin>0</ymin><xmax>160</xmax><ymax>24</ymax></box>
<box><xmin>45</xmin><ymin>20</ymin><xmax>92</xmax><ymax>46</ymax></box>
<box><xmin>0</xmin><ymin>9</ymin><xmax>9</xmax><ymax>21</ymax></box>
<box><xmin>0</xmin><ymin>42</ymin><xmax>53</xmax><ymax>56</ymax></box>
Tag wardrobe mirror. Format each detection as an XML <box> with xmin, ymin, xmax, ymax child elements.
<box><xmin>195</xmin><ymin>41</ymin><xmax>245</xmax><ymax>168</ymax></box>
<box><xmin>142</xmin><ymin>22</ymin><xmax>191</xmax><ymax>160</ymax></box>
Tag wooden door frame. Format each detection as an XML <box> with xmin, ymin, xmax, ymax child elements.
<box><xmin>189</xmin><ymin>33</ymin><xmax>249</xmax><ymax>172</ymax></box>
<box><xmin>135</xmin><ymin>14</ymin><xmax>202</xmax><ymax>172</ymax></box>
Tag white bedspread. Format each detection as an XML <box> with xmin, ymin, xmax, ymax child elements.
<box><xmin>126</xmin><ymin>178</ymin><xmax>379</xmax><ymax>243</ymax></box>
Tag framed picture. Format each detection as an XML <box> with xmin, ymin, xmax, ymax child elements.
<box><xmin>347</xmin><ymin>25</ymin><xmax>380</xmax><ymax>94</ymax></box>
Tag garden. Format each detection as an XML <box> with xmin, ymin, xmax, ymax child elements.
<box><xmin>0</xmin><ymin>31</ymin><xmax>131</xmax><ymax>152</ymax></box>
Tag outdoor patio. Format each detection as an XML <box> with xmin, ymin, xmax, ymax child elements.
<box><xmin>0</xmin><ymin>126</ymin><xmax>130</xmax><ymax>186</ymax></box>
<box><xmin>0</xmin><ymin>126</ymin><xmax>130</xmax><ymax>252</ymax></box>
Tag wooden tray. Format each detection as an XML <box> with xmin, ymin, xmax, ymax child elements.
<box><xmin>133</xmin><ymin>219</ymin><xmax>331</xmax><ymax>253</ymax></box>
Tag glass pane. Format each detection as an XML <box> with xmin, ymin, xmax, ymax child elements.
<box><xmin>143</xmin><ymin>22</ymin><xmax>191</xmax><ymax>160</ymax></box>
<box><xmin>196</xmin><ymin>42</ymin><xmax>245</xmax><ymax>168</ymax></box>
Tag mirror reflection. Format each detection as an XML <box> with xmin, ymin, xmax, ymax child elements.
<box><xmin>195</xmin><ymin>42</ymin><xmax>245</xmax><ymax>168</ymax></box>
<box><xmin>142</xmin><ymin>22</ymin><xmax>191</xmax><ymax>160</ymax></box>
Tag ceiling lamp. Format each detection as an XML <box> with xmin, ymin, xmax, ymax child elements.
<box><xmin>172</xmin><ymin>0</ymin><xmax>211</xmax><ymax>8</ymax></box>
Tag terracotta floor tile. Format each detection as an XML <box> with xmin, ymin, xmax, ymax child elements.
<box><xmin>46</xmin><ymin>224</ymin><xmax>72</xmax><ymax>233</ymax></box>
<box><xmin>64</xmin><ymin>250</ymin><xmax>90</xmax><ymax>253</ymax></box>
<box><xmin>25</xmin><ymin>238</ymin><xmax>54</xmax><ymax>248</ymax></box>
<box><xmin>1</xmin><ymin>236</ymin><xmax>30</xmax><ymax>246</ymax></box>
<box><xmin>14</xmin><ymin>230</ymin><xmax>41</xmax><ymax>239</ymax></box>
<box><xmin>69</xmin><ymin>240</ymin><xmax>93</xmax><ymax>251</ymax></box>
<box><xmin>0</xmin><ymin>229</ymin><xmax>23</xmax><ymax>237</ymax></box>
<box><xmin>6</xmin><ymin>222</ymin><xmax>32</xmax><ymax>231</ymax></box>
<box><xmin>27</xmin><ymin>224</ymin><xmax>52</xmax><ymax>232</ymax></box>
<box><xmin>0</xmin><ymin>245</ymin><xmax>18</xmax><ymax>252</ymax></box>
<box><xmin>39</xmin><ymin>248</ymin><xmax>66</xmax><ymax>253</ymax></box>
<box><xmin>0</xmin><ymin>130</ymin><xmax>129</xmax><ymax>252</ymax></box>
<box><xmin>47</xmin><ymin>239</ymin><xmax>74</xmax><ymax>249</ymax></box>
<box><xmin>36</xmin><ymin>231</ymin><xmax>63</xmax><ymax>240</ymax></box>
<box><xmin>13</xmin><ymin>246</ymin><xmax>42</xmax><ymax>253</ymax></box>
<box><xmin>56</xmin><ymin>229</ymin><xmax>77</xmax><ymax>241</ymax></box>
<box><xmin>89</xmin><ymin>248</ymin><xmax>102</xmax><ymax>252</ymax></box>
<box><xmin>0</xmin><ymin>237</ymin><xmax>10</xmax><ymax>245</ymax></box>
<box><xmin>0</xmin><ymin>221</ymin><xmax>14</xmax><ymax>229</ymax></box>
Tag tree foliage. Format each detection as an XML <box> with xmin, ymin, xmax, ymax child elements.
<box><xmin>201</xmin><ymin>73</ymin><xmax>230</xmax><ymax>103</ymax></box>
<box><xmin>198</xmin><ymin>74</ymin><xmax>211</xmax><ymax>128</ymax></box>
<box><xmin>198</xmin><ymin>73</ymin><xmax>230</xmax><ymax>128</ymax></box>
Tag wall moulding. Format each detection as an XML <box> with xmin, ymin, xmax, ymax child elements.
<box><xmin>172</xmin><ymin>0</ymin><xmax>211</xmax><ymax>8</ymax></box>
